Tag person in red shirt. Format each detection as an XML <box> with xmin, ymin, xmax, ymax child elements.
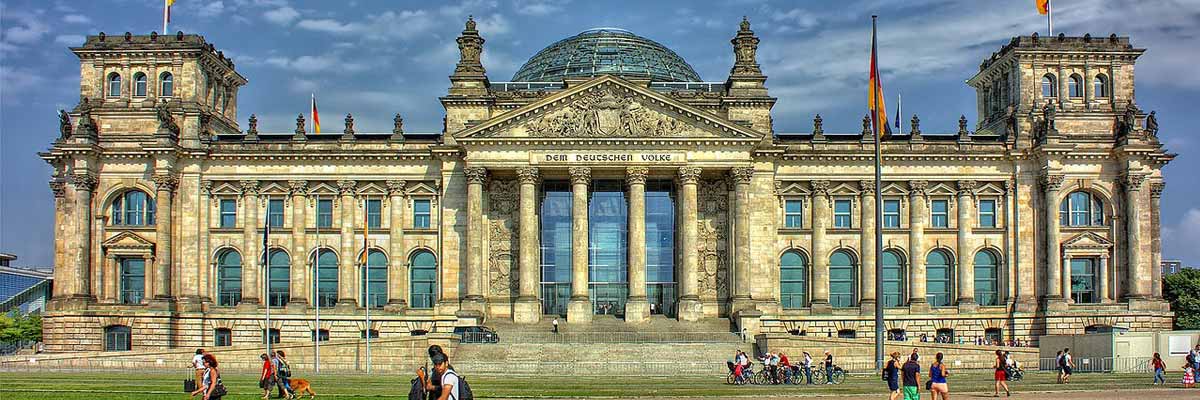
<box><xmin>779</xmin><ymin>353</ymin><xmax>793</xmax><ymax>383</ymax></box>
<box><xmin>258</xmin><ymin>353</ymin><xmax>275</xmax><ymax>399</ymax></box>
<box><xmin>1152</xmin><ymin>352</ymin><xmax>1166</xmax><ymax>385</ymax></box>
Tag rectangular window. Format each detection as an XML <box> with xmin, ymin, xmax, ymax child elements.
<box><xmin>219</xmin><ymin>199</ymin><xmax>237</xmax><ymax>228</ymax></box>
<box><xmin>267</xmin><ymin>199</ymin><xmax>285</xmax><ymax>228</ymax></box>
<box><xmin>930</xmin><ymin>199</ymin><xmax>949</xmax><ymax>228</ymax></box>
<box><xmin>883</xmin><ymin>199</ymin><xmax>901</xmax><ymax>228</ymax></box>
<box><xmin>316</xmin><ymin>199</ymin><xmax>333</xmax><ymax>228</ymax></box>
<box><xmin>366</xmin><ymin>199</ymin><xmax>382</xmax><ymax>229</ymax></box>
<box><xmin>978</xmin><ymin>199</ymin><xmax>997</xmax><ymax>228</ymax></box>
<box><xmin>311</xmin><ymin>329</ymin><xmax>330</xmax><ymax>342</ymax></box>
<box><xmin>262</xmin><ymin>329</ymin><xmax>281</xmax><ymax>345</ymax></box>
<box><xmin>213</xmin><ymin>329</ymin><xmax>232</xmax><ymax>347</ymax></box>
<box><xmin>413</xmin><ymin>199</ymin><xmax>431</xmax><ymax>229</ymax></box>
<box><xmin>119</xmin><ymin>258</ymin><xmax>145</xmax><ymax>304</ymax></box>
<box><xmin>784</xmin><ymin>199</ymin><xmax>803</xmax><ymax>228</ymax></box>
<box><xmin>833</xmin><ymin>199</ymin><xmax>852</xmax><ymax>228</ymax></box>
<box><xmin>1071</xmin><ymin>258</ymin><xmax>1098</xmax><ymax>304</ymax></box>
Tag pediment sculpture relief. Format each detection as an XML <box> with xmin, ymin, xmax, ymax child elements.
<box><xmin>522</xmin><ymin>86</ymin><xmax>694</xmax><ymax>138</ymax></box>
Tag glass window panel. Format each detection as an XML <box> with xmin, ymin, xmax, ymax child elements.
<box><xmin>105</xmin><ymin>326</ymin><xmax>131</xmax><ymax>351</ymax></box>
<box><xmin>268</xmin><ymin>199</ymin><xmax>285</xmax><ymax>228</ymax></box>
<box><xmin>313</xmin><ymin>250</ymin><xmax>338</xmax><ymax>307</ymax></box>
<box><xmin>926</xmin><ymin>250</ymin><xmax>952</xmax><ymax>307</ymax></box>
<box><xmin>883</xmin><ymin>199</ymin><xmax>901</xmax><ymax>228</ymax></box>
<box><xmin>133</xmin><ymin>73</ymin><xmax>147</xmax><ymax>97</ymax></box>
<box><xmin>1070</xmin><ymin>258</ymin><xmax>1097</xmax><ymax>304</ymax></box>
<box><xmin>1042</xmin><ymin>75</ymin><xmax>1056</xmax><ymax>97</ymax></box>
<box><xmin>413</xmin><ymin>199</ymin><xmax>431</xmax><ymax>229</ymax></box>
<box><xmin>214</xmin><ymin>329</ymin><xmax>231</xmax><ymax>347</ymax></box>
<box><xmin>160</xmin><ymin>73</ymin><xmax>174</xmax><ymax>97</ymax></box>
<box><xmin>217</xmin><ymin>250</ymin><xmax>242</xmax><ymax>306</ymax></box>
<box><xmin>829</xmin><ymin>251</ymin><xmax>856</xmax><ymax>307</ymax></box>
<box><xmin>317</xmin><ymin>199</ymin><xmax>333</xmax><ymax>228</ymax></box>
<box><xmin>780</xmin><ymin>251</ymin><xmax>807</xmax><ymax>309</ymax></box>
<box><xmin>410</xmin><ymin>251</ymin><xmax>437</xmax><ymax>308</ymax></box>
<box><xmin>930</xmin><ymin>200</ymin><xmax>948</xmax><ymax>228</ymax></box>
<box><xmin>974</xmin><ymin>251</ymin><xmax>999</xmax><ymax>306</ymax></box>
<box><xmin>882</xmin><ymin>250</ymin><xmax>905</xmax><ymax>307</ymax></box>
<box><xmin>120</xmin><ymin>258</ymin><xmax>145</xmax><ymax>304</ymax></box>
<box><xmin>645</xmin><ymin>182</ymin><xmax>675</xmax><ymax>285</ymax></box>
<box><xmin>267</xmin><ymin>250</ymin><xmax>289</xmax><ymax>307</ymax></box>
<box><xmin>978</xmin><ymin>199</ymin><xmax>996</xmax><ymax>228</ymax></box>
<box><xmin>108</xmin><ymin>73</ymin><xmax>121</xmax><ymax>97</ymax></box>
<box><xmin>540</xmin><ymin>181</ymin><xmax>572</xmax><ymax>315</ymax></box>
<box><xmin>360</xmin><ymin>250</ymin><xmax>387</xmax><ymax>308</ymax></box>
<box><xmin>784</xmin><ymin>199</ymin><xmax>803</xmax><ymax>228</ymax></box>
<box><xmin>219</xmin><ymin>199</ymin><xmax>237</xmax><ymax>228</ymax></box>
<box><xmin>833</xmin><ymin>199</ymin><xmax>852</xmax><ymax>228</ymax></box>
<box><xmin>366</xmin><ymin>199</ymin><xmax>382</xmax><ymax>229</ymax></box>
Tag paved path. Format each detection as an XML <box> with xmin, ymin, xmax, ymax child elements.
<box><xmin>489</xmin><ymin>387</ymin><xmax>1194</xmax><ymax>400</ymax></box>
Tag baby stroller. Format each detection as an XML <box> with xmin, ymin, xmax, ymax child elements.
<box><xmin>1005</xmin><ymin>365</ymin><xmax>1024</xmax><ymax>382</ymax></box>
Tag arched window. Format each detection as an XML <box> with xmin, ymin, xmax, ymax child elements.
<box><xmin>780</xmin><ymin>250</ymin><xmax>808</xmax><ymax>309</ymax></box>
<box><xmin>216</xmin><ymin>249</ymin><xmax>242</xmax><ymax>306</ymax></box>
<box><xmin>1041</xmin><ymin>74</ymin><xmax>1056</xmax><ymax>98</ymax></box>
<box><xmin>1068</xmin><ymin>74</ymin><xmax>1083</xmax><ymax>97</ymax></box>
<box><xmin>1093</xmin><ymin>74</ymin><xmax>1108</xmax><ymax>98</ymax></box>
<box><xmin>926</xmin><ymin>250</ymin><xmax>953</xmax><ymax>307</ymax></box>
<box><xmin>1060</xmin><ymin>191</ymin><xmax>1105</xmax><ymax>227</ymax></box>
<box><xmin>313</xmin><ymin>249</ymin><xmax>338</xmax><ymax>307</ymax></box>
<box><xmin>267</xmin><ymin>249</ymin><xmax>289</xmax><ymax>307</ymax></box>
<box><xmin>111</xmin><ymin>190</ymin><xmax>156</xmax><ymax>226</ymax></box>
<box><xmin>159</xmin><ymin>72</ymin><xmax>174</xmax><ymax>97</ymax></box>
<box><xmin>104</xmin><ymin>325</ymin><xmax>131</xmax><ymax>351</ymax></box>
<box><xmin>107</xmin><ymin>73</ymin><xmax>122</xmax><ymax>97</ymax></box>
<box><xmin>133</xmin><ymin>72</ymin><xmax>147</xmax><ymax>97</ymax></box>
<box><xmin>829</xmin><ymin>250</ymin><xmax>857</xmax><ymax>308</ymax></box>
<box><xmin>410</xmin><ymin>250</ymin><xmax>437</xmax><ymax>309</ymax></box>
<box><xmin>361</xmin><ymin>249</ymin><xmax>387</xmax><ymax>308</ymax></box>
<box><xmin>974</xmin><ymin>250</ymin><xmax>1000</xmax><ymax>306</ymax></box>
<box><xmin>213</xmin><ymin>328</ymin><xmax>232</xmax><ymax>347</ymax></box>
<box><xmin>881</xmin><ymin>250</ymin><xmax>906</xmax><ymax>308</ymax></box>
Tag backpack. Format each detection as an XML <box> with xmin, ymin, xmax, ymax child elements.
<box><xmin>444</xmin><ymin>370</ymin><xmax>473</xmax><ymax>400</ymax></box>
<box><xmin>279</xmin><ymin>359</ymin><xmax>292</xmax><ymax>378</ymax></box>
<box><xmin>408</xmin><ymin>376</ymin><xmax>426</xmax><ymax>400</ymax></box>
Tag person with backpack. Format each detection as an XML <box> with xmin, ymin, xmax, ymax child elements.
<box><xmin>1060</xmin><ymin>348</ymin><xmax>1074</xmax><ymax>383</ymax></box>
<box><xmin>417</xmin><ymin>351</ymin><xmax>473</xmax><ymax>400</ymax></box>
<box><xmin>882</xmin><ymin>352</ymin><xmax>901</xmax><ymax>400</ymax></box>
<box><xmin>274</xmin><ymin>350</ymin><xmax>294</xmax><ymax>399</ymax></box>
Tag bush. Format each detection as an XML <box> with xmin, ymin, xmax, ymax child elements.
<box><xmin>1163</xmin><ymin>268</ymin><xmax>1200</xmax><ymax>330</ymax></box>
<box><xmin>0</xmin><ymin>312</ymin><xmax>42</xmax><ymax>343</ymax></box>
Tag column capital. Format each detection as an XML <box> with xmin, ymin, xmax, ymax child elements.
<box><xmin>336</xmin><ymin>179</ymin><xmax>357</xmax><ymax>195</ymax></box>
<box><xmin>811</xmin><ymin>179</ymin><xmax>831</xmax><ymax>196</ymax></box>
<box><xmin>239</xmin><ymin>179</ymin><xmax>260</xmax><ymax>196</ymax></box>
<box><xmin>1123</xmin><ymin>173</ymin><xmax>1147</xmax><ymax>192</ymax></box>
<box><xmin>625</xmin><ymin>166</ymin><xmax>648</xmax><ymax>186</ymax></box>
<box><xmin>201</xmin><ymin>179</ymin><xmax>215</xmax><ymax>195</ymax></box>
<box><xmin>569</xmin><ymin>166</ymin><xmax>592</xmax><ymax>185</ymax></box>
<box><xmin>1040</xmin><ymin>173</ymin><xmax>1065</xmax><ymax>191</ymax></box>
<box><xmin>69</xmin><ymin>172</ymin><xmax>97</xmax><ymax>191</ymax></box>
<box><xmin>1004</xmin><ymin>180</ymin><xmax>1015</xmax><ymax>195</ymax></box>
<box><xmin>386</xmin><ymin>179</ymin><xmax>408</xmax><ymax>196</ymax></box>
<box><xmin>464</xmin><ymin>166</ymin><xmax>488</xmax><ymax>185</ymax></box>
<box><xmin>1149</xmin><ymin>181</ymin><xmax>1165</xmax><ymax>198</ymax></box>
<box><xmin>729</xmin><ymin>167</ymin><xmax>755</xmax><ymax>184</ymax></box>
<box><xmin>908</xmin><ymin>180</ymin><xmax>928</xmax><ymax>196</ymax></box>
<box><xmin>956</xmin><ymin>180</ymin><xmax>977</xmax><ymax>196</ymax></box>
<box><xmin>49</xmin><ymin>179</ymin><xmax>66</xmax><ymax>198</ymax></box>
<box><xmin>151</xmin><ymin>173</ymin><xmax>179</xmax><ymax>193</ymax></box>
<box><xmin>517</xmin><ymin>167</ymin><xmax>541</xmax><ymax>185</ymax></box>
<box><xmin>859</xmin><ymin>180</ymin><xmax>876</xmax><ymax>194</ymax></box>
<box><xmin>287</xmin><ymin>180</ymin><xmax>308</xmax><ymax>195</ymax></box>
<box><xmin>677</xmin><ymin>166</ymin><xmax>702</xmax><ymax>185</ymax></box>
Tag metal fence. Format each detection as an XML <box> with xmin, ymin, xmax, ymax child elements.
<box><xmin>1037</xmin><ymin>356</ymin><xmax>1152</xmax><ymax>373</ymax></box>
<box><xmin>469</xmin><ymin>331</ymin><xmax>742</xmax><ymax>344</ymax></box>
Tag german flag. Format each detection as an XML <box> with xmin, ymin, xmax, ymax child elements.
<box><xmin>869</xmin><ymin>16</ymin><xmax>892</xmax><ymax>137</ymax></box>
<box><xmin>1037</xmin><ymin>0</ymin><xmax>1051</xmax><ymax>15</ymax></box>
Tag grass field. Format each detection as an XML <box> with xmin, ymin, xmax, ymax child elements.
<box><xmin>0</xmin><ymin>370</ymin><xmax>1187</xmax><ymax>399</ymax></box>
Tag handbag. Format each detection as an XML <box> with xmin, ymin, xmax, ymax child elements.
<box><xmin>212</xmin><ymin>383</ymin><xmax>227</xmax><ymax>397</ymax></box>
<box><xmin>925</xmin><ymin>380</ymin><xmax>933</xmax><ymax>390</ymax></box>
<box><xmin>183</xmin><ymin>377</ymin><xmax>197</xmax><ymax>392</ymax></box>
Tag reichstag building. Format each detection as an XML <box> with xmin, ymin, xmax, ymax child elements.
<box><xmin>40</xmin><ymin>18</ymin><xmax>1174</xmax><ymax>352</ymax></box>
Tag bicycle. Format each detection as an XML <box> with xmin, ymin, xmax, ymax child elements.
<box><xmin>811</xmin><ymin>365</ymin><xmax>847</xmax><ymax>384</ymax></box>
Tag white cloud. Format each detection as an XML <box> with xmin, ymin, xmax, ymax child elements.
<box><xmin>192</xmin><ymin>1</ymin><xmax>227</xmax><ymax>18</ymax></box>
<box><xmin>264</xmin><ymin>54</ymin><xmax>370</xmax><ymax>74</ymax></box>
<box><xmin>296</xmin><ymin>18</ymin><xmax>358</xmax><ymax>34</ymax></box>
<box><xmin>515</xmin><ymin>0</ymin><xmax>570</xmax><ymax>16</ymax></box>
<box><xmin>1164</xmin><ymin>208</ymin><xmax>1200</xmax><ymax>266</ymax></box>
<box><xmin>263</xmin><ymin>6</ymin><xmax>300</xmax><ymax>25</ymax></box>
<box><xmin>2</xmin><ymin>13</ymin><xmax>51</xmax><ymax>44</ymax></box>
<box><xmin>0</xmin><ymin>65</ymin><xmax>47</xmax><ymax>99</ymax></box>
<box><xmin>62</xmin><ymin>14</ymin><xmax>91</xmax><ymax>24</ymax></box>
<box><xmin>54</xmin><ymin>34</ymin><xmax>85</xmax><ymax>46</ymax></box>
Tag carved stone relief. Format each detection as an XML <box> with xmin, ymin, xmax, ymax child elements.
<box><xmin>487</xmin><ymin>179</ymin><xmax>519</xmax><ymax>298</ymax></box>
<box><xmin>519</xmin><ymin>86</ymin><xmax>695</xmax><ymax>138</ymax></box>
<box><xmin>697</xmin><ymin>178</ymin><xmax>730</xmax><ymax>301</ymax></box>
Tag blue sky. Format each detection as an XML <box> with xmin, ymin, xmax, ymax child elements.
<box><xmin>2</xmin><ymin>0</ymin><xmax>1199</xmax><ymax>267</ymax></box>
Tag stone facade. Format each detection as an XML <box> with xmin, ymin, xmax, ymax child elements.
<box><xmin>39</xmin><ymin>22</ymin><xmax>1174</xmax><ymax>352</ymax></box>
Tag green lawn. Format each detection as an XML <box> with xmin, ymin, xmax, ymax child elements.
<box><xmin>0</xmin><ymin>370</ymin><xmax>1179</xmax><ymax>399</ymax></box>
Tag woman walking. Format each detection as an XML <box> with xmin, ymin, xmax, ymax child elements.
<box><xmin>1151</xmin><ymin>353</ymin><xmax>1166</xmax><ymax>385</ymax></box>
<box><xmin>929</xmin><ymin>352</ymin><xmax>949</xmax><ymax>400</ymax></box>
<box><xmin>883</xmin><ymin>351</ymin><xmax>901</xmax><ymax>400</ymax></box>
<box><xmin>191</xmin><ymin>354</ymin><xmax>225</xmax><ymax>400</ymax></box>
<box><xmin>992</xmin><ymin>350</ymin><xmax>1010</xmax><ymax>397</ymax></box>
<box><xmin>259</xmin><ymin>353</ymin><xmax>276</xmax><ymax>399</ymax></box>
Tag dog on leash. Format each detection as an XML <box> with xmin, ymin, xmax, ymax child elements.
<box><xmin>287</xmin><ymin>378</ymin><xmax>316</xmax><ymax>399</ymax></box>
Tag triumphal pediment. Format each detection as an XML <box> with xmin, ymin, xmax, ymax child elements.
<box><xmin>456</xmin><ymin>76</ymin><xmax>763</xmax><ymax>140</ymax></box>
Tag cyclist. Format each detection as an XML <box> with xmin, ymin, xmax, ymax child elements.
<box><xmin>779</xmin><ymin>353</ymin><xmax>793</xmax><ymax>383</ymax></box>
<box><xmin>802</xmin><ymin>351</ymin><xmax>814</xmax><ymax>384</ymax></box>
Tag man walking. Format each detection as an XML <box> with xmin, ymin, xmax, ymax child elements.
<box><xmin>552</xmin><ymin>317</ymin><xmax>559</xmax><ymax>334</ymax></box>
<box><xmin>1061</xmin><ymin>348</ymin><xmax>1074</xmax><ymax>383</ymax></box>
<box><xmin>190</xmin><ymin>349</ymin><xmax>206</xmax><ymax>388</ymax></box>
<box><xmin>901</xmin><ymin>353</ymin><xmax>922</xmax><ymax>400</ymax></box>
<box><xmin>417</xmin><ymin>352</ymin><xmax>460</xmax><ymax>400</ymax></box>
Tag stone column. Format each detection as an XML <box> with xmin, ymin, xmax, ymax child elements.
<box><xmin>1099</xmin><ymin>255</ymin><xmax>1111</xmax><ymax>303</ymax></box>
<box><xmin>677</xmin><ymin>166</ymin><xmax>703</xmax><ymax>321</ymax></box>
<box><xmin>1150</xmin><ymin>182</ymin><xmax>1165</xmax><ymax>299</ymax></box>
<box><xmin>1062</xmin><ymin>254</ymin><xmax>1073</xmax><ymax>303</ymax></box>
<box><xmin>463</xmin><ymin>166</ymin><xmax>488</xmax><ymax>311</ymax></box>
<box><xmin>68</xmin><ymin>173</ymin><xmax>97</xmax><ymax>302</ymax></box>
<box><xmin>239</xmin><ymin>180</ymin><xmax>260</xmax><ymax>307</ymax></box>
<box><xmin>104</xmin><ymin>254</ymin><xmax>119</xmax><ymax>303</ymax></box>
<box><xmin>1057</xmin><ymin>64</ymin><xmax>1067</xmax><ymax>108</ymax></box>
<box><xmin>514</xmin><ymin>167</ymin><xmax>542</xmax><ymax>323</ymax></box>
<box><xmin>49</xmin><ymin>178</ymin><xmax>66</xmax><ymax>298</ymax></box>
<box><xmin>1084</xmin><ymin>63</ymin><xmax>1094</xmax><ymax>108</ymax></box>
<box><xmin>859</xmin><ymin>180</ymin><xmax>877</xmax><ymax>311</ymax></box>
<box><xmin>810</xmin><ymin>180</ymin><xmax>831</xmax><ymax>313</ymax></box>
<box><xmin>199</xmin><ymin>181</ymin><xmax>213</xmax><ymax>304</ymax></box>
<box><xmin>1042</xmin><ymin>173</ymin><xmax>1066</xmax><ymax>310</ymax></box>
<box><xmin>150</xmin><ymin>173</ymin><xmax>177</xmax><ymax>305</ymax></box>
<box><xmin>625</xmin><ymin>167</ymin><xmax>650</xmax><ymax>322</ymax></box>
<box><xmin>908</xmin><ymin>180</ymin><xmax>929</xmax><ymax>311</ymax></box>
<box><xmin>288</xmin><ymin>180</ymin><xmax>308</xmax><ymax>308</ymax></box>
<box><xmin>730</xmin><ymin>167</ymin><xmax>755</xmax><ymax>312</ymax></box>
<box><xmin>336</xmin><ymin>180</ymin><xmax>357</xmax><ymax>309</ymax></box>
<box><xmin>566</xmin><ymin>167</ymin><xmax>592</xmax><ymax>323</ymax></box>
<box><xmin>1124</xmin><ymin>173</ymin><xmax>1148</xmax><ymax>300</ymax></box>
<box><xmin>385</xmin><ymin>180</ymin><xmax>408</xmax><ymax>310</ymax></box>
<box><xmin>956</xmin><ymin>180</ymin><xmax>977</xmax><ymax>310</ymax></box>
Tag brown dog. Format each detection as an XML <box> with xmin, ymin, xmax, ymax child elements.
<box><xmin>287</xmin><ymin>378</ymin><xmax>316</xmax><ymax>399</ymax></box>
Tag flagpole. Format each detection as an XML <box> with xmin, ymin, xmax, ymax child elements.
<box><xmin>897</xmin><ymin>93</ymin><xmax>903</xmax><ymax>136</ymax></box>
<box><xmin>162</xmin><ymin>0</ymin><xmax>168</xmax><ymax>34</ymax></box>
<box><xmin>263</xmin><ymin>196</ymin><xmax>272</xmax><ymax>360</ymax></box>
<box><xmin>1048</xmin><ymin>0</ymin><xmax>1054</xmax><ymax>36</ymax></box>
<box><xmin>363</xmin><ymin>196</ymin><xmax>371</xmax><ymax>374</ymax></box>
<box><xmin>313</xmin><ymin>195</ymin><xmax>321</xmax><ymax>375</ymax></box>
<box><xmin>871</xmin><ymin>15</ymin><xmax>886</xmax><ymax>372</ymax></box>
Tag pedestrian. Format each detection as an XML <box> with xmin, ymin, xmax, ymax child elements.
<box><xmin>417</xmin><ymin>351</ymin><xmax>460</xmax><ymax>400</ymax></box>
<box><xmin>883</xmin><ymin>351</ymin><xmax>901</xmax><ymax>400</ymax></box>
<box><xmin>929</xmin><ymin>352</ymin><xmax>949</xmax><ymax>400</ymax></box>
<box><xmin>425</xmin><ymin>345</ymin><xmax>446</xmax><ymax>400</ymax></box>
<box><xmin>258</xmin><ymin>353</ymin><xmax>275</xmax><ymax>400</ymax></box>
<box><xmin>552</xmin><ymin>317</ymin><xmax>559</xmax><ymax>334</ymax></box>
<box><xmin>911</xmin><ymin>347</ymin><xmax>920</xmax><ymax>362</ymax></box>
<box><xmin>993</xmin><ymin>350</ymin><xmax>1010</xmax><ymax>397</ymax></box>
<box><xmin>823</xmin><ymin>350</ymin><xmax>834</xmax><ymax>384</ymax></box>
<box><xmin>1054</xmin><ymin>350</ymin><xmax>1064</xmax><ymax>384</ymax></box>
<box><xmin>802</xmin><ymin>351</ymin><xmax>814</xmax><ymax>385</ymax></box>
<box><xmin>1151</xmin><ymin>352</ymin><xmax>1166</xmax><ymax>385</ymax></box>
<box><xmin>191</xmin><ymin>353</ymin><xmax>225</xmax><ymax>400</ymax></box>
<box><xmin>275</xmin><ymin>350</ymin><xmax>294</xmax><ymax>399</ymax></box>
<box><xmin>743</xmin><ymin>328</ymin><xmax>750</xmax><ymax>342</ymax></box>
<box><xmin>901</xmin><ymin>352</ymin><xmax>922</xmax><ymax>400</ymax></box>
<box><xmin>1192</xmin><ymin>345</ymin><xmax>1200</xmax><ymax>372</ymax></box>
<box><xmin>191</xmin><ymin>349</ymin><xmax>206</xmax><ymax>388</ymax></box>
<box><xmin>1184</xmin><ymin>362</ymin><xmax>1196</xmax><ymax>388</ymax></box>
<box><xmin>1061</xmin><ymin>348</ymin><xmax>1074</xmax><ymax>383</ymax></box>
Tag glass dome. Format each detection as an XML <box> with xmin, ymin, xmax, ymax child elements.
<box><xmin>511</xmin><ymin>28</ymin><xmax>702</xmax><ymax>82</ymax></box>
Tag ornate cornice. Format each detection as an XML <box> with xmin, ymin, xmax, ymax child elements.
<box><xmin>386</xmin><ymin>180</ymin><xmax>408</xmax><ymax>196</ymax></box>
<box><xmin>516</xmin><ymin>167</ymin><xmax>541</xmax><ymax>185</ymax></box>
<box><xmin>337</xmin><ymin>180</ymin><xmax>357</xmax><ymax>195</ymax></box>
<box><xmin>201</xmin><ymin>180</ymin><xmax>214</xmax><ymax>195</ymax></box>
<box><xmin>908</xmin><ymin>180</ymin><xmax>929</xmax><ymax>196</ymax></box>
<box><xmin>677</xmin><ymin>166</ymin><xmax>702</xmax><ymax>185</ymax></box>
<box><xmin>957</xmin><ymin>180</ymin><xmax>978</xmax><ymax>196</ymax></box>
<box><xmin>859</xmin><ymin>180</ymin><xmax>876</xmax><ymax>194</ymax></box>
<box><xmin>1040</xmin><ymin>173</ymin><xmax>1065</xmax><ymax>191</ymax></box>
<box><xmin>464</xmin><ymin>166</ymin><xmax>488</xmax><ymax>185</ymax></box>
<box><xmin>729</xmin><ymin>167</ymin><xmax>755</xmax><ymax>184</ymax></box>
<box><xmin>1123</xmin><ymin>173</ymin><xmax>1147</xmax><ymax>192</ymax></box>
<box><xmin>811</xmin><ymin>179</ymin><xmax>831</xmax><ymax>196</ymax></box>
<box><xmin>1004</xmin><ymin>180</ymin><xmax>1015</xmax><ymax>195</ymax></box>
<box><xmin>288</xmin><ymin>180</ymin><xmax>308</xmax><ymax>195</ymax></box>
<box><xmin>151</xmin><ymin>173</ymin><xmax>179</xmax><ymax>192</ymax></box>
<box><xmin>625</xmin><ymin>166</ymin><xmax>648</xmax><ymax>186</ymax></box>
<box><xmin>70</xmin><ymin>173</ymin><xmax>97</xmax><ymax>191</ymax></box>
<box><xmin>1149</xmin><ymin>181</ymin><xmax>1165</xmax><ymax>199</ymax></box>
<box><xmin>49</xmin><ymin>179</ymin><xmax>66</xmax><ymax>198</ymax></box>
<box><xmin>239</xmin><ymin>179</ymin><xmax>260</xmax><ymax>196</ymax></box>
<box><xmin>569</xmin><ymin>167</ymin><xmax>591</xmax><ymax>185</ymax></box>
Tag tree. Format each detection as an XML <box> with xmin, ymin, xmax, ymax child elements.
<box><xmin>1163</xmin><ymin>268</ymin><xmax>1200</xmax><ymax>330</ymax></box>
<box><xmin>0</xmin><ymin>312</ymin><xmax>42</xmax><ymax>343</ymax></box>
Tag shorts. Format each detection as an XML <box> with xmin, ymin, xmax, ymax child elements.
<box><xmin>888</xmin><ymin>380</ymin><xmax>899</xmax><ymax>391</ymax></box>
<box><xmin>1063</xmin><ymin>366</ymin><xmax>1073</xmax><ymax>375</ymax></box>
<box><xmin>259</xmin><ymin>378</ymin><xmax>275</xmax><ymax>389</ymax></box>
<box><xmin>903</xmin><ymin>386</ymin><xmax>920</xmax><ymax>400</ymax></box>
<box><xmin>931</xmin><ymin>382</ymin><xmax>948</xmax><ymax>393</ymax></box>
<box><xmin>995</xmin><ymin>370</ymin><xmax>1007</xmax><ymax>380</ymax></box>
